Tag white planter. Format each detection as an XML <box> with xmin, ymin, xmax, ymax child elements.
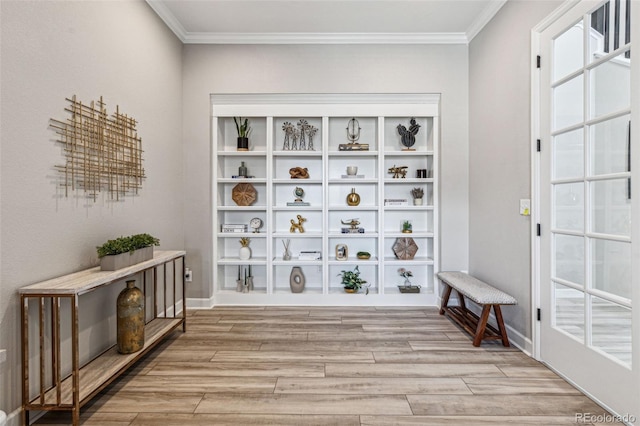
<box><xmin>413</xmin><ymin>198</ymin><xmax>423</xmax><ymax>206</ymax></box>
<box><xmin>100</xmin><ymin>246</ymin><xmax>154</xmax><ymax>271</ymax></box>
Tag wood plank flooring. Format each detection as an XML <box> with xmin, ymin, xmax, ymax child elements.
<box><xmin>35</xmin><ymin>306</ymin><xmax>620</xmax><ymax>425</ymax></box>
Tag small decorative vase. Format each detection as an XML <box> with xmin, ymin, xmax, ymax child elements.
<box><xmin>236</xmin><ymin>279</ymin><xmax>243</xmax><ymax>292</ymax></box>
<box><xmin>239</xmin><ymin>161</ymin><xmax>248</xmax><ymax>177</ymax></box>
<box><xmin>346</xmin><ymin>188</ymin><xmax>360</xmax><ymax>206</ymax></box>
<box><xmin>246</xmin><ymin>276</ymin><xmax>254</xmax><ymax>291</ymax></box>
<box><xmin>289</xmin><ymin>266</ymin><xmax>305</xmax><ymax>293</ymax></box>
<box><xmin>239</xmin><ymin>246</ymin><xmax>251</xmax><ymax>260</ymax></box>
<box><xmin>283</xmin><ymin>249</ymin><xmax>292</xmax><ymax>261</ymax></box>
<box><xmin>117</xmin><ymin>280</ymin><xmax>145</xmax><ymax>354</ymax></box>
<box><xmin>237</xmin><ymin>137</ymin><xmax>249</xmax><ymax>151</ymax></box>
<box><xmin>344</xmin><ymin>287</ymin><xmax>357</xmax><ymax>294</ymax></box>
<box><xmin>414</xmin><ymin>198</ymin><xmax>423</xmax><ymax>206</ymax></box>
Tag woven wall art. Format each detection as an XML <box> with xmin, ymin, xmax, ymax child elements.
<box><xmin>50</xmin><ymin>95</ymin><xmax>145</xmax><ymax>201</ymax></box>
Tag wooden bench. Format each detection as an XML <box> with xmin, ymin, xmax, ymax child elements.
<box><xmin>437</xmin><ymin>271</ymin><xmax>517</xmax><ymax>347</ymax></box>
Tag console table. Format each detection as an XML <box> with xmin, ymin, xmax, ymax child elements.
<box><xmin>19</xmin><ymin>250</ymin><xmax>186</xmax><ymax>425</ymax></box>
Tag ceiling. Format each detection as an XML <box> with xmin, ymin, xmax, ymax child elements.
<box><xmin>146</xmin><ymin>0</ymin><xmax>507</xmax><ymax>44</ymax></box>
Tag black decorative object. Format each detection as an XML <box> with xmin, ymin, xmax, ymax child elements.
<box><xmin>397</xmin><ymin>118</ymin><xmax>421</xmax><ymax>151</ymax></box>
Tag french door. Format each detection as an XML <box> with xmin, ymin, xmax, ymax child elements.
<box><xmin>538</xmin><ymin>0</ymin><xmax>638</xmax><ymax>422</ymax></box>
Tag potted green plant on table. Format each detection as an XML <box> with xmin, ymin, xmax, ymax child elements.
<box><xmin>97</xmin><ymin>233</ymin><xmax>160</xmax><ymax>271</ymax></box>
<box><xmin>339</xmin><ymin>265</ymin><xmax>369</xmax><ymax>294</ymax></box>
<box><xmin>234</xmin><ymin>117</ymin><xmax>251</xmax><ymax>151</ymax></box>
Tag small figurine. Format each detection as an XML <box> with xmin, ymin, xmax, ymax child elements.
<box><xmin>282</xmin><ymin>122</ymin><xmax>294</xmax><ymax>150</ymax></box>
<box><xmin>289</xmin><ymin>167</ymin><xmax>309</xmax><ymax>179</ymax></box>
<box><xmin>388</xmin><ymin>165</ymin><xmax>408</xmax><ymax>178</ymax></box>
<box><xmin>341</xmin><ymin>218</ymin><xmax>360</xmax><ymax>230</ymax></box>
<box><xmin>397</xmin><ymin>118</ymin><xmax>421</xmax><ymax>150</ymax></box>
<box><xmin>290</xmin><ymin>215</ymin><xmax>307</xmax><ymax>233</ymax></box>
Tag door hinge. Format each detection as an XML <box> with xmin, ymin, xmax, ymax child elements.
<box><xmin>537</xmin><ymin>223</ymin><xmax>541</xmax><ymax>236</ymax></box>
<box><xmin>537</xmin><ymin>308</ymin><xmax>541</xmax><ymax>321</ymax></box>
<box><xmin>537</xmin><ymin>139</ymin><xmax>541</xmax><ymax>152</ymax></box>
<box><xmin>537</xmin><ymin>55</ymin><xmax>541</xmax><ymax>68</ymax></box>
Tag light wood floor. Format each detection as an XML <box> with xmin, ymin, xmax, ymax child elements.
<box><xmin>36</xmin><ymin>306</ymin><xmax>619</xmax><ymax>425</ymax></box>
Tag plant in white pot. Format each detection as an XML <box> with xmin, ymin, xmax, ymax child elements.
<box><xmin>411</xmin><ymin>187</ymin><xmax>424</xmax><ymax>206</ymax></box>
<box><xmin>97</xmin><ymin>233</ymin><xmax>160</xmax><ymax>271</ymax></box>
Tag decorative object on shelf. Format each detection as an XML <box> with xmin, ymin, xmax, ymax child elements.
<box><xmin>234</xmin><ymin>117</ymin><xmax>250</xmax><ymax>151</ymax></box>
<box><xmin>388</xmin><ymin>165</ymin><xmax>408</xmax><ymax>178</ymax></box>
<box><xmin>236</xmin><ymin>265</ymin><xmax>253</xmax><ymax>292</ymax></box>
<box><xmin>232</xmin><ymin>182</ymin><xmax>257</xmax><ymax>206</ymax></box>
<box><xmin>281</xmin><ymin>120</ymin><xmax>317</xmax><ymax>151</ymax></box>
<box><xmin>282</xmin><ymin>239</ymin><xmax>292</xmax><ymax>260</ymax></box>
<box><xmin>346</xmin><ymin>188</ymin><xmax>361</xmax><ymax>206</ymax></box>
<box><xmin>289</xmin><ymin>215</ymin><xmax>307</xmax><ymax>233</ymax></box>
<box><xmin>297</xmin><ymin>119</ymin><xmax>308</xmax><ymax>150</ymax></box>
<box><xmin>357</xmin><ymin>251</ymin><xmax>371</xmax><ymax>260</ymax></box>
<box><xmin>239</xmin><ymin>237</ymin><xmax>252</xmax><ymax>260</ymax></box>
<box><xmin>282</xmin><ymin>121</ymin><xmax>294</xmax><ymax>150</ymax></box>
<box><xmin>402</xmin><ymin>220</ymin><xmax>413</xmax><ymax>233</ymax></box>
<box><xmin>346</xmin><ymin>166</ymin><xmax>358</xmax><ymax>176</ymax></box>
<box><xmin>398</xmin><ymin>268</ymin><xmax>420</xmax><ymax>293</ymax></box>
<box><xmin>307</xmin><ymin>125</ymin><xmax>317</xmax><ymax>150</ymax></box>
<box><xmin>289</xmin><ymin>266</ymin><xmax>306</xmax><ymax>293</ymax></box>
<box><xmin>417</xmin><ymin>169</ymin><xmax>429</xmax><ymax>178</ymax></box>
<box><xmin>335</xmin><ymin>244</ymin><xmax>348</xmax><ymax>261</ymax></box>
<box><xmin>50</xmin><ymin>95</ymin><xmax>145</xmax><ymax>202</ymax></box>
<box><xmin>341</xmin><ymin>218</ymin><xmax>364</xmax><ymax>233</ymax></box>
<box><xmin>411</xmin><ymin>187</ymin><xmax>424</xmax><ymax>206</ymax></box>
<box><xmin>250</xmin><ymin>217</ymin><xmax>263</xmax><ymax>233</ymax></box>
<box><xmin>339</xmin><ymin>118</ymin><xmax>369</xmax><ymax>151</ymax></box>
<box><xmin>287</xmin><ymin>186</ymin><xmax>310</xmax><ymax>206</ymax></box>
<box><xmin>393</xmin><ymin>237</ymin><xmax>419</xmax><ymax>260</ymax></box>
<box><xmin>397</xmin><ymin>117</ymin><xmax>420</xmax><ymax>151</ymax></box>
<box><xmin>289</xmin><ymin>167</ymin><xmax>310</xmax><ymax>179</ymax></box>
<box><xmin>97</xmin><ymin>233</ymin><xmax>159</xmax><ymax>271</ymax></box>
<box><xmin>117</xmin><ymin>280</ymin><xmax>145</xmax><ymax>354</ymax></box>
<box><xmin>238</xmin><ymin>162</ymin><xmax>248</xmax><ymax>177</ymax></box>
<box><xmin>339</xmin><ymin>265</ymin><xmax>369</xmax><ymax>294</ymax></box>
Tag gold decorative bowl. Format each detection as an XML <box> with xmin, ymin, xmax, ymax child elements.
<box><xmin>357</xmin><ymin>252</ymin><xmax>371</xmax><ymax>260</ymax></box>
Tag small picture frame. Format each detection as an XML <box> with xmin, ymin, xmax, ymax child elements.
<box><xmin>335</xmin><ymin>244</ymin><xmax>348</xmax><ymax>261</ymax></box>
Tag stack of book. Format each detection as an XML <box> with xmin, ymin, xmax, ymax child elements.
<box><xmin>341</xmin><ymin>175</ymin><xmax>365</xmax><ymax>179</ymax></box>
<box><xmin>299</xmin><ymin>251</ymin><xmax>322</xmax><ymax>260</ymax></box>
<box><xmin>221</xmin><ymin>224</ymin><xmax>247</xmax><ymax>233</ymax></box>
<box><xmin>384</xmin><ymin>198</ymin><xmax>409</xmax><ymax>206</ymax></box>
<box><xmin>341</xmin><ymin>228</ymin><xmax>365</xmax><ymax>234</ymax></box>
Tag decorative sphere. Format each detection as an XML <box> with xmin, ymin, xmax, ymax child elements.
<box><xmin>294</xmin><ymin>187</ymin><xmax>304</xmax><ymax>198</ymax></box>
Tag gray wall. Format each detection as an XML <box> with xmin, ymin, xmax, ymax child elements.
<box><xmin>182</xmin><ymin>44</ymin><xmax>471</xmax><ymax>300</ymax></box>
<box><xmin>468</xmin><ymin>0</ymin><xmax>562</xmax><ymax>345</ymax></box>
<box><xmin>0</xmin><ymin>0</ymin><xmax>183</xmax><ymax>418</ymax></box>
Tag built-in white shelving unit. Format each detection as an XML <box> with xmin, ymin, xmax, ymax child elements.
<box><xmin>212</xmin><ymin>94</ymin><xmax>440</xmax><ymax>305</ymax></box>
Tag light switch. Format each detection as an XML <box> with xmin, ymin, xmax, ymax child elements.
<box><xmin>520</xmin><ymin>199</ymin><xmax>531</xmax><ymax>216</ymax></box>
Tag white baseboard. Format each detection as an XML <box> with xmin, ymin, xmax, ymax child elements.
<box><xmin>186</xmin><ymin>296</ymin><xmax>215</xmax><ymax>309</ymax></box>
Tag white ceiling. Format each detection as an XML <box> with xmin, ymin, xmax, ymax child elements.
<box><xmin>146</xmin><ymin>0</ymin><xmax>507</xmax><ymax>44</ymax></box>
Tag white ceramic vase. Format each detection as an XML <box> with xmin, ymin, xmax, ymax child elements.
<box><xmin>239</xmin><ymin>246</ymin><xmax>251</xmax><ymax>260</ymax></box>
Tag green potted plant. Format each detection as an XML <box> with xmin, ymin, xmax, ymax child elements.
<box><xmin>338</xmin><ymin>265</ymin><xmax>369</xmax><ymax>294</ymax></box>
<box><xmin>234</xmin><ymin>117</ymin><xmax>251</xmax><ymax>151</ymax></box>
<box><xmin>97</xmin><ymin>233</ymin><xmax>160</xmax><ymax>271</ymax></box>
<box><xmin>402</xmin><ymin>220</ymin><xmax>412</xmax><ymax>233</ymax></box>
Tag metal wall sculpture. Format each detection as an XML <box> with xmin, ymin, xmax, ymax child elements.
<box><xmin>50</xmin><ymin>95</ymin><xmax>145</xmax><ymax>201</ymax></box>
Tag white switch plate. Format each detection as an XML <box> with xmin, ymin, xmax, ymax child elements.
<box><xmin>520</xmin><ymin>199</ymin><xmax>531</xmax><ymax>216</ymax></box>
<box><xmin>0</xmin><ymin>349</ymin><xmax>6</xmax><ymax>364</ymax></box>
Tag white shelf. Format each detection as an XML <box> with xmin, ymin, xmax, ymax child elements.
<box><xmin>212</xmin><ymin>94</ymin><xmax>440</xmax><ymax>306</ymax></box>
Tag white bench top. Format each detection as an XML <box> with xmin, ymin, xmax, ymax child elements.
<box><xmin>437</xmin><ymin>271</ymin><xmax>517</xmax><ymax>305</ymax></box>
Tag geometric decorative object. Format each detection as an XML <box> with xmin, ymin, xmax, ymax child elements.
<box><xmin>232</xmin><ymin>183</ymin><xmax>257</xmax><ymax>206</ymax></box>
<box><xmin>392</xmin><ymin>237</ymin><xmax>418</xmax><ymax>260</ymax></box>
<box><xmin>50</xmin><ymin>95</ymin><xmax>145</xmax><ymax>201</ymax></box>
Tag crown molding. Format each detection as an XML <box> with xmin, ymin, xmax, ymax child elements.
<box><xmin>210</xmin><ymin>93</ymin><xmax>442</xmax><ymax>105</ymax></box>
<box><xmin>466</xmin><ymin>0</ymin><xmax>508</xmax><ymax>42</ymax></box>
<box><xmin>184</xmin><ymin>32</ymin><xmax>469</xmax><ymax>45</ymax></box>
<box><xmin>146</xmin><ymin>0</ymin><xmax>189</xmax><ymax>41</ymax></box>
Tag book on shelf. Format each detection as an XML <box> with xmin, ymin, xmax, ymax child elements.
<box><xmin>221</xmin><ymin>224</ymin><xmax>248</xmax><ymax>233</ymax></box>
<box><xmin>341</xmin><ymin>228</ymin><xmax>365</xmax><ymax>234</ymax></box>
<box><xmin>298</xmin><ymin>251</ymin><xmax>322</xmax><ymax>260</ymax></box>
<box><xmin>231</xmin><ymin>175</ymin><xmax>256</xmax><ymax>179</ymax></box>
<box><xmin>286</xmin><ymin>202</ymin><xmax>311</xmax><ymax>206</ymax></box>
<box><xmin>338</xmin><ymin>143</ymin><xmax>370</xmax><ymax>151</ymax></box>
<box><xmin>384</xmin><ymin>199</ymin><xmax>409</xmax><ymax>206</ymax></box>
<box><xmin>341</xmin><ymin>175</ymin><xmax>365</xmax><ymax>179</ymax></box>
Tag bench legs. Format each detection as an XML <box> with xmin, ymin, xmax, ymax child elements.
<box><xmin>440</xmin><ymin>284</ymin><xmax>510</xmax><ymax>347</ymax></box>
